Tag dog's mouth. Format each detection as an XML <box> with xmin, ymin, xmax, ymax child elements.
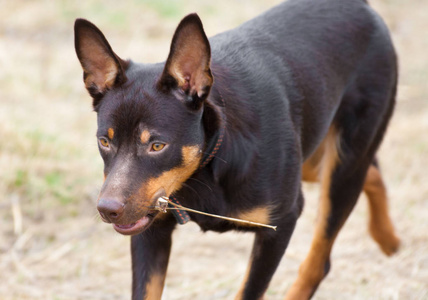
<box><xmin>99</xmin><ymin>189</ymin><xmax>167</xmax><ymax>236</ymax></box>
<box><xmin>112</xmin><ymin>211</ymin><xmax>159</xmax><ymax>235</ymax></box>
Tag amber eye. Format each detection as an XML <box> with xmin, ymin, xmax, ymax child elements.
<box><xmin>99</xmin><ymin>137</ymin><xmax>110</xmax><ymax>148</ymax></box>
<box><xmin>151</xmin><ymin>143</ymin><xmax>165</xmax><ymax>152</ymax></box>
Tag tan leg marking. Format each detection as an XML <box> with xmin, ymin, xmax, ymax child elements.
<box><xmin>234</xmin><ymin>255</ymin><xmax>264</xmax><ymax>300</ymax></box>
<box><xmin>234</xmin><ymin>206</ymin><xmax>271</xmax><ymax>228</ymax></box>
<box><xmin>145</xmin><ymin>273</ymin><xmax>165</xmax><ymax>300</ymax></box>
<box><xmin>364</xmin><ymin>165</ymin><xmax>400</xmax><ymax>255</ymax></box>
<box><xmin>107</xmin><ymin>128</ymin><xmax>114</xmax><ymax>140</ymax></box>
<box><xmin>302</xmin><ymin>142</ymin><xmax>324</xmax><ymax>182</ymax></box>
<box><xmin>303</xmin><ymin>135</ymin><xmax>400</xmax><ymax>256</ymax></box>
<box><xmin>235</xmin><ymin>256</ymin><xmax>253</xmax><ymax>300</ymax></box>
<box><xmin>140</xmin><ymin>130</ymin><xmax>151</xmax><ymax>144</ymax></box>
<box><xmin>286</xmin><ymin>126</ymin><xmax>341</xmax><ymax>300</ymax></box>
<box><xmin>233</xmin><ymin>207</ymin><xmax>272</xmax><ymax>299</ymax></box>
<box><xmin>295</xmin><ymin>128</ymin><xmax>399</xmax><ymax>298</ymax></box>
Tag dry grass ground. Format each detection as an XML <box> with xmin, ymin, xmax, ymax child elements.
<box><xmin>0</xmin><ymin>0</ymin><xmax>427</xmax><ymax>299</ymax></box>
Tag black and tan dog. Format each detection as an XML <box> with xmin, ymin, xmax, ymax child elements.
<box><xmin>74</xmin><ymin>0</ymin><xmax>400</xmax><ymax>298</ymax></box>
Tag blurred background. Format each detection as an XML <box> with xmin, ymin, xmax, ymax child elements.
<box><xmin>0</xmin><ymin>0</ymin><xmax>427</xmax><ymax>299</ymax></box>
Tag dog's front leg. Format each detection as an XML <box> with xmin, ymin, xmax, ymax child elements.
<box><xmin>131</xmin><ymin>218</ymin><xmax>176</xmax><ymax>300</ymax></box>
<box><xmin>235</xmin><ymin>209</ymin><xmax>300</xmax><ymax>300</ymax></box>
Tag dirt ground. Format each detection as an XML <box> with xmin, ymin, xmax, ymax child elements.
<box><xmin>0</xmin><ymin>0</ymin><xmax>427</xmax><ymax>299</ymax></box>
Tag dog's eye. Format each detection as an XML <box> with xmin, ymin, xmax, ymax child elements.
<box><xmin>151</xmin><ymin>143</ymin><xmax>165</xmax><ymax>152</ymax></box>
<box><xmin>99</xmin><ymin>137</ymin><xmax>110</xmax><ymax>148</ymax></box>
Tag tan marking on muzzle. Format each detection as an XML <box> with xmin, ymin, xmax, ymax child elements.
<box><xmin>140</xmin><ymin>145</ymin><xmax>202</xmax><ymax>203</ymax></box>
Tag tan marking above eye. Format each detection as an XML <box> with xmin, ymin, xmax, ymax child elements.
<box><xmin>108</xmin><ymin>128</ymin><xmax>115</xmax><ymax>140</ymax></box>
<box><xmin>140</xmin><ymin>130</ymin><xmax>151</xmax><ymax>144</ymax></box>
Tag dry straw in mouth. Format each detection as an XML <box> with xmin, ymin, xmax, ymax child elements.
<box><xmin>155</xmin><ymin>197</ymin><xmax>277</xmax><ymax>231</ymax></box>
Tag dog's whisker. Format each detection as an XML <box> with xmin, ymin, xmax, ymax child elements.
<box><xmin>181</xmin><ymin>182</ymin><xmax>203</xmax><ymax>200</ymax></box>
<box><xmin>92</xmin><ymin>212</ymin><xmax>103</xmax><ymax>223</ymax></box>
<box><xmin>92</xmin><ymin>212</ymin><xmax>100</xmax><ymax>221</ymax></box>
<box><xmin>186</xmin><ymin>178</ymin><xmax>213</xmax><ymax>193</ymax></box>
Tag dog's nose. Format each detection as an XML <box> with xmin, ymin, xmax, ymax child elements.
<box><xmin>97</xmin><ymin>198</ymin><xmax>124</xmax><ymax>222</ymax></box>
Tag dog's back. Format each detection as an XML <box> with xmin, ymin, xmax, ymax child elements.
<box><xmin>210</xmin><ymin>0</ymin><xmax>396</xmax><ymax>159</ymax></box>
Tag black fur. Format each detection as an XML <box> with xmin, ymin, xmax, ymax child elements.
<box><xmin>74</xmin><ymin>0</ymin><xmax>397</xmax><ymax>299</ymax></box>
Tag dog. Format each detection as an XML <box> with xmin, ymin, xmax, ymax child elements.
<box><xmin>74</xmin><ymin>0</ymin><xmax>400</xmax><ymax>298</ymax></box>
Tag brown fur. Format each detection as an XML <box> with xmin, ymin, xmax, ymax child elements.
<box><xmin>140</xmin><ymin>130</ymin><xmax>150</xmax><ymax>144</ymax></box>
<box><xmin>107</xmin><ymin>128</ymin><xmax>114</xmax><ymax>140</ymax></box>
<box><xmin>145</xmin><ymin>274</ymin><xmax>165</xmax><ymax>300</ymax></box>
<box><xmin>235</xmin><ymin>207</ymin><xmax>271</xmax><ymax>228</ymax></box>
<box><xmin>143</xmin><ymin>146</ymin><xmax>201</xmax><ymax>200</ymax></box>
<box><xmin>365</xmin><ymin>165</ymin><xmax>400</xmax><ymax>255</ymax></box>
<box><xmin>286</xmin><ymin>127</ymin><xmax>341</xmax><ymax>299</ymax></box>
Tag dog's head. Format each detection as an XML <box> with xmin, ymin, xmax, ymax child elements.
<box><xmin>74</xmin><ymin>14</ymin><xmax>215</xmax><ymax>235</ymax></box>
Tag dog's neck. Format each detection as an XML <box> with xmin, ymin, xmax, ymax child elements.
<box><xmin>200</xmin><ymin>90</ymin><xmax>226</xmax><ymax>169</ymax></box>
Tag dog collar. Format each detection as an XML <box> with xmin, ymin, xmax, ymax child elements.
<box><xmin>168</xmin><ymin>196</ymin><xmax>191</xmax><ymax>224</ymax></box>
<box><xmin>169</xmin><ymin>93</ymin><xmax>226</xmax><ymax>224</ymax></box>
<box><xmin>199</xmin><ymin>125</ymin><xmax>225</xmax><ymax>168</ymax></box>
<box><xmin>200</xmin><ymin>93</ymin><xmax>226</xmax><ymax>168</ymax></box>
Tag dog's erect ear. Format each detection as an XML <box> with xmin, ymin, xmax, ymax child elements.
<box><xmin>74</xmin><ymin>18</ymin><xmax>128</xmax><ymax>106</ymax></box>
<box><xmin>158</xmin><ymin>13</ymin><xmax>213</xmax><ymax>109</ymax></box>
